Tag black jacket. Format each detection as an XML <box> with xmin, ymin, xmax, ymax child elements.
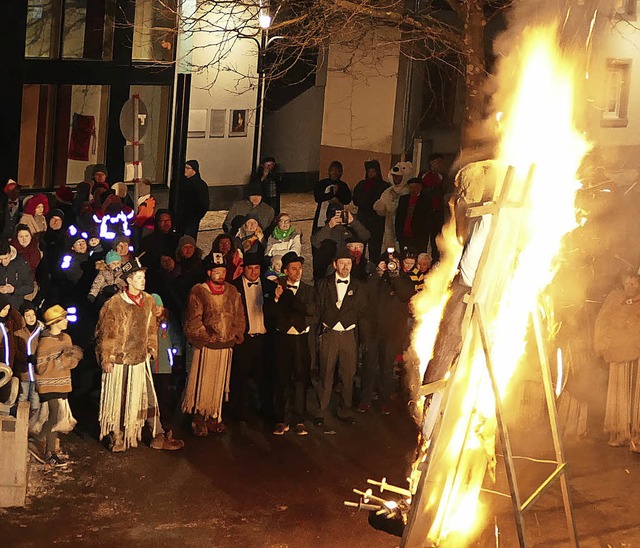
<box><xmin>395</xmin><ymin>191</ymin><xmax>432</xmax><ymax>250</ymax></box>
<box><xmin>0</xmin><ymin>250</ymin><xmax>34</xmax><ymax>309</ymax></box>
<box><xmin>316</xmin><ymin>274</ymin><xmax>368</xmax><ymax>333</ymax></box>
<box><xmin>232</xmin><ymin>276</ymin><xmax>277</xmax><ymax>334</ymax></box>
<box><xmin>273</xmin><ymin>281</ymin><xmax>317</xmax><ymax>334</ymax></box>
<box><xmin>353</xmin><ymin>178</ymin><xmax>388</xmax><ymax>232</ymax></box>
<box><xmin>313</xmin><ymin>178</ymin><xmax>352</xmax><ymax>231</ymax></box>
<box><xmin>177</xmin><ymin>173</ymin><xmax>209</xmax><ymax>226</ymax></box>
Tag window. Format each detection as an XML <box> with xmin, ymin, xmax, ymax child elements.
<box><xmin>602</xmin><ymin>59</ymin><xmax>631</xmax><ymax>128</ymax></box>
<box><xmin>24</xmin><ymin>0</ymin><xmax>115</xmax><ymax>60</ymax></box>
<box><xmin>18</xmin><ymin>84</ymin><xmax>110</xmax><ymax>188</ymax></box>
<box><xmin>132</xmin><ymin>0</ymin><xmax>177</xmax><ymax>62</ymax></box>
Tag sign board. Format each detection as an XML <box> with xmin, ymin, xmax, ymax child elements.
<box><xmin>119</xmin><ymin>97</ymin><xmax>149</xmax><ymax>142</ymax></box>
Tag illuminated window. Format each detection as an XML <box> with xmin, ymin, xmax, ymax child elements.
<box><xmin>602</xmin><ymin>59</ymin><xmax>631</xmax><ymax>128</ymax></box>
<box><xmin>132</xmin><ymin>0</ymin><xmax>177</xmax><ymax>62</ymax></box>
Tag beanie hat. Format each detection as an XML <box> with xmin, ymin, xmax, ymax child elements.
<box><xmin>93</xmin><ymin>164</ymin><xmax>108</xmax><ymax>177</ymax></box>
<box><xmin>185</xmin><ymin>160</ymin><xmax>200</xmax><ymax>173</ymax></box>
<box><xmin>48</xmin><ymin>208</ymin><xmax>65</xmax><ymax>221</ymax></box>
<box><xmin>105</xmin><ymin>250</ymin><xmax>121</xmax><ymax>265</ymax></box>
<box><xmin>178</xmin><ymin>235</ymin><xmax>196</xmax><ymax>249</ymax></box>
<box><xmin>151</xmin><ymin>293</ymin><xmax>164</xmax><ymax>307</ymax></box>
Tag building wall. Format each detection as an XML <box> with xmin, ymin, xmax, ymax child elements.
<box><xmin>319</xmin><ymin>29</ymin><xmax>403</xmax><ymax>188</ymax></box>
<box><xmin>586</xmin><ymin>2</ymin><xmax>640</xmax><ymax>177</ymax></box>
<box><xmin>185</xmin><ymin>7</ymin><xmax>259</xmax><ymax>187</ymax></box>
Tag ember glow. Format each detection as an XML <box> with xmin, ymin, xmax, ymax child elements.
<box><xmin>409</xmin><ymin>25</ymin><xmax>589</xmax><ymax>544</ymax></box>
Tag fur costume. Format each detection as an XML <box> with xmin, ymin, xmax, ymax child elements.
<box><xmin>594</xmin><ymin>288</ymin><xmax>640</xmax><ymax>447</ymax></box>
<box><xmin>374</xmin><ymin>161</ymin><xmax>413</xmax><ymax>249</ymax></box>
<box><xmin>182</xmin><ymin>282</ymin><xmax>245</xmax><ymax>422</ymax></box>
<box><xmin>96</xmin><ymin>291</ymin><xmax>160</xmax><ymax>449</ymax></box>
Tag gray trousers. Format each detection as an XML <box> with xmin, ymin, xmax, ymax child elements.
<box><xmin>317</xmin><ymin>329</ymin><xmax>357</xmax><ymax>418</ymax></box>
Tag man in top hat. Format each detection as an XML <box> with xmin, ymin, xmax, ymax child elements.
<box><xmin>182</xmin><ymin>252</ymin><xmax>245</xmax><ymax>436</ymax></box>
<box><xmin>230</xmin><ymin>253</ymin><xmax>277</xmax><ymax>422</ymax></box>
<box><xmin>223</xmin><ymin>182</ymin><xmax>275</xmax><ymax>236</ymax></box>
<box><xmin>314</xmin><ymin>248</ymin><xmax>368</xmax><ymax>425</ymax></box>
<box><xmin>272</xmin><ymin>251</ymin><xmax>317</xmax><ymax>435</ymax></box>
<box><xmin>96</xmin><ymin>257</ymin><xmax>184</xmax><ymax>452</ymax></box>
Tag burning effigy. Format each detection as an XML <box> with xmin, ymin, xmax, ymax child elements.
<box><xmin>348</xmin><ymin>22</ymin><xmax>590</xmax><ymax>547</ymax></box>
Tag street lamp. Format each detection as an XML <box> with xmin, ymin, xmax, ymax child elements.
<box><xmin>252</xmin><ymin>3</ymin><xmax>271</xmax><ymax>171</ymax></box>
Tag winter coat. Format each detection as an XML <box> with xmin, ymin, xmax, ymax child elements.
<box><xmin>223</xmin><ymin>200</ymin><xmax>275</xmax><ymax>235</ymax></box>
<box><xmin>0</xmin><ymin>246</ymin><xmax>35</xmax><ymax>309</ymax></box>
<box><xmin>395</xmin><ymin>191</ymin><xmax>432</xmax><ymax>251</ymax></box>
<box><xmin>35</xmin><ymin>331</ymin><xmax>82</xmax><ymax>397</ymax></box>
<box><xmin>88</xmin><ymin>265</ymin><xmax>126</xmax><ymax>302</ymax></box>
<box><xmin>14</xmin><ymin>321</ymin><xmax>44</xmax><ymax>382</ymax></box>
<box><xmin>313</xmin><ymin>178</ymin><xmax>352</xmax><ymax>232</ymax></box>
<box><xmin>176</xmin><ymin>171</ymin><xmax>209</xmax><ymax>227</ymax></box>
<box><xmin>374</xmin><ymin>182</ymin><xmax>410</xmax><ymax>250</ymax></box>
<box><xmin>96</xmin><ymin>291</ymin><xmax>158</xmax><ymax>368</ymax></box>
<box><xmin>184</xmin><ymin>283</ymin><xmax>245</xmax><ymax>349</ymax></box>
<box><xmin>265</xmin><ymin>230</ymin><xmax>301</xmax><ymax>257</ymax></box>
<box><xmin>353</xmin><ymin>172</ymin><xmax>389</xmax><ymax>235</ymax></box>
<box><xmin>10</xmin><ymin>236</ymin><xmax>42</xmax><ymax>278</ymax></box>
<box><xmin>594</xmin><ymin>288</ymin><xmax>640</xmax><ymax>363</ymax></box>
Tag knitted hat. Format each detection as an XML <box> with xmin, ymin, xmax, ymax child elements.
<box><xmin>55</xmin><ymin>186</ymin><xmax>74</xmax><ymax>204</ymax></box>
<box><xmin>48</xmin><ymin>208</ymin><xmax>65</xmax><ymax>221</ymax></box>
<box><xmin>93</xmin><ymin>164</ymin><xmax>108</xmax><ymax>177</ymax></box>
<box><xmin>185</xmin><ymin>159</ymin><xmax>200</xmax><ymax>173</ymax></box>
<box><xmin>105</xmin><ymin>250</ymin><xmax>121</xmax><ymax>265</ymax></box>
<box><xmin>44</xmin><ymin>305</ymin><xmax>67</xmax><ymax>326</ymax></box>
<box><xmin>178</xmin><ymin>235</ymin><xmax>196</xmax><ymax>249</ymax></box>
<box><xmin>151</xmin><ymin>293</ymin><xmax>164</xmax><ymax>307</ymax></box>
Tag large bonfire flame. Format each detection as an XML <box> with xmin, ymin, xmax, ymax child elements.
<box><xmin>407</xmin><ymin>24</ymin><xmax>590</xmax><ymax>545</ymax></box>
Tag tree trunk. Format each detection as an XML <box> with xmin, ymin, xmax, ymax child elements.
<box><xmin>460</xmin><ymin>0</ymin><xmax>487</xmax><ymax>150</ymax></box>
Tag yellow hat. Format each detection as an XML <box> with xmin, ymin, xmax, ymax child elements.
<box><xmin>44</xmin><ymin>305</ymin><xmax>67</xmax><ymax>326</ymax></box>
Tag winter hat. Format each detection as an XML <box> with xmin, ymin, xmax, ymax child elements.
<box><xmin>19</xmin><ymin>301</ymin><xmax>37</xmax><ymax>316</ymax></box>
<box><xmin>4</xmin><ymin>180</ymin><xmax>18</xmax><ymax>194</ymax></box>
<box><xmin>93</xmin><ymin>164</ymin><xmax>108</xmax><ymax>177</ymax></box>
<box><xmin>48</xmin><ymin>208</ymin><xmax>65</xmax><ymax>221</ymax></box>
<box><xmin>185</xmin><ymin>160</ymin><xmax>200</xmax><ymax>173</ymax></box>
<box><xmin>24</xmin><ymin>193</ymin><xmax>50</xmax><ymax>216</ymax></box>
<box><xmin>55</xmin><ymin>185</ymin><xmax>74</xmax><ymax>204</ymax></box>
<box><xmin>68</xmin><ymin>232</ymin><xmax>87</xmax><ymax>248</ymax></box>
<box><xmin>113</xmin><ymin>235</ymin><xmax>130</xmax><ymax>247</ymax></box>
<box><xmin>44</xmin><ymin>305</ymin><xmax>67</xmax><ymax>326</ymax></box>
<box><xmin>105</xmin><ymin>250</ymin><xmax>121</xmax><ymax>265</ymax></box>
<box><xmin>178</xmin><ymin>235</ymin><xmax>196</xmax><ymax>249</ymax></box>
<box><xmin>151</xmin><ymin>293</ymin><xmax>164</xmax><ymax>307</ymax></box>
<box><xmin>246</xmin><ymin>182</ymin><xmax>262</xmax><ymax>197</ymax></box>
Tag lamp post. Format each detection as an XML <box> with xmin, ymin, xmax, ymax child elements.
<box><xmin>251</xmin><ymin>4</ymin><xmax>272</xmax><ymax>172</ymax></box>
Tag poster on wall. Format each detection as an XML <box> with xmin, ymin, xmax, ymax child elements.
<box><xmin>209</xmin><ymin>109</ymin><xmax>226</xmax><ymax>137</ymax></box>
<box><xmin>229</xmin><ymin>109</ymin><xmax>247</xmax><ymax>137</ymax></box>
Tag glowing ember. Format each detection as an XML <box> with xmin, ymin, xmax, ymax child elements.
<box><xmin>406</xmin><ymin>24</ymin><xmax>590</xmax><ymax>545</ymax></box>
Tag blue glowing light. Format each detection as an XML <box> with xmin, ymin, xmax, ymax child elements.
<box><xmin>60</xmin><ymin>255</ymin><xmax>72</xmax><ymax>270</ymax></box>
<box><xmin>67</xmin><ymin>307</ymin><xmax>77</xmax><ymax>314</ymax></box>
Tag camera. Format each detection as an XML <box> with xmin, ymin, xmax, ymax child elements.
<box><xmin>385</xmin><ymin>247</ymin><xmax>399</xmax><ymax>277</ymax></box>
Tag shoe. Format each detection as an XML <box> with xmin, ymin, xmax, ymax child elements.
<box><xmin>357</xmin><ymin>403</ymin><xmax>371</xmax><ymax>413</ymax></box>
<box><xmin>45</xmin><ymin>452</ymin><xmax>68</xmax><ymax>467</ymax></box>
<box><xmin>191</xmin><ymin>418</ymin><xmax>208</xmax><ymax>437</ymax></box>
<box><xmin>109</xmin><ymin>432</ymin><xmax>126</xmax><ymax>452</ymax></box>
<box><xmin>208</xmin><ymin>421</ymin><xmax>226</xmax><ymax>435</ymax></box>
<box><xmin>313</xmin><ymin>416</ymin><xmax>324</xmax><ymax>427</ymax></box>
<box><xmin>380</xmin><ymin>405</ymin><xmax>391</xmax><ymax>416</ymax></box>
<box><xmin>294</xmin><ymin>423</ymin><xmax>308</xmax><ymax>436</ymax></box>
<box><xmin>273</xmin><ymin>423</ymin><xmax>290</xmax><ymax>435</ymax></box>
<box><xmin>338</xmin><ymin>415</ymin><xmax>355</xmax><ymax>425</ymax></box>
<box><xmin>151</xmin><ymin>431</ymin><xmax>185</xmax><ymax>451</ymax></box>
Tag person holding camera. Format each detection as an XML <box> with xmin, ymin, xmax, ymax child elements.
<box><xmin>314</xmin><ymin>248</ymin><xmax>368</xmax><ymax>425</ymax></box>
<box><xmin>359</xmin><ymin>250</ymin><xmax>415</xmax><ymax>415</ymax></box>
<box><xmin>311</xmin><ymin>203</ymin><xmax>370</xmax><ymax>281</ymax></box>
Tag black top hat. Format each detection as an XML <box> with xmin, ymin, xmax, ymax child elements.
<box><xmin>334</xmin><ymin>247</ymin><xmax>353</xmax><ymax>261</ymax></box>
<box><xmin>243</xmin><ymin>253</ymin><xmax>262</xmax><ymax>267</ymax></box>
<box><xmin>281</xmin><ymin>251</ymin><xmax>304</xmax><ymax>269</ymax></box>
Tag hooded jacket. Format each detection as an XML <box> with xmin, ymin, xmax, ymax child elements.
<box><xmin>177</xmin><ymin>160</ymin><xmax>210</xmax><ymax>226</ymax></box>
<box><xmin>353</xmin><ymin>160</ymin><xmax>389</xmax><ymax>232</ymax></box>
<box><xmin>0</xmin><ymin>246</ymin><xmax>34</xmax><ymax>309</ymax></box>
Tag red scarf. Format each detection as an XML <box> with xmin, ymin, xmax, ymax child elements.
<box><xmin>126</xmin><ymin>290</ymin><xmax>144</xmax><ymax>307</ymax></box>
<box><xmin>206</xmin><ymin>280</ymin><xmax>226</xmax><ymax>295</ymax></box>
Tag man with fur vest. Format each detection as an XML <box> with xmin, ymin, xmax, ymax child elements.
<box><xmin>96</xmin><ymin>258</ymin><xmax>184</xmax><ymax>452</ymax></box>
<box><xmin>594</xmin><ymin>269</ymin><xmax>640</xmax><ymax>451</ymax></box>
<box><xmin>182</xmin><ymin>253</ymin><xmax>245</xmax><ymax>436</ymax></box>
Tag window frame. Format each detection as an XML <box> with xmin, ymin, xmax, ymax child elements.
<box><xmin>601</xmin><ymin>58</ymin><xmax>632</xmax><ymax>129</ymax></box>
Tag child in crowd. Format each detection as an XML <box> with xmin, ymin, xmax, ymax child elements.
<box><xmin>15</xmin><ymin>301</ymin><xmax>44</xmax><ymax>430</ymax></box>
<box><xmin>265</xmin><ymin>255</ymin><xmax>283</xmax><ymax>282</ymax></box>
<box><xmin>150</xmin><ymin>294</ymin><xmax>183</xmax><ymax>437</ymax></box>
<box><xmin>411</xmin><ymin>252</ymin><xmax>433</xmax><ymax>292</ymax></box>
<box><xmin>88</xmin><ymin>250</ymin><xmax>126</xmax><ymax>305</ymax></box>
<box><xmin>33</xmin><ymin>305</ymin><xmax>83</xmax><ymax>466</ymax></box>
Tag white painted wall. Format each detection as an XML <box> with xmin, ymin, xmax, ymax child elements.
<box><xmin>185</xmin><ymin>5</ymin><xmax>259</xmax><ymax>186</ymax></box>
<box><xmin>321</xmin><ymin>29</ymin><xmax>402</xmax><ymax>153</ymax></box>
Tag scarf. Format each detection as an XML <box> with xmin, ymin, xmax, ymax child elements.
<box><xmin>126</xmin><ymin>290</ymin><xmax>144</xmax><ymax>307</ymax></box>
<box><xmin>271</xmin><ymin>225</ymin><xmax>295</xmax><ymax>241</ymax></box>
<box><xmin>206</xmin><ymin>280</ymin><xmax>225</xmax><ymax>295</ymax></box>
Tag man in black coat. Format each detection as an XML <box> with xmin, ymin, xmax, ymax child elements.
<box><xmin>314</xmin><ymin>248</ymin><xmax>368</xmax><ymax>425</ymax></box>
<box><xmin>395</xmin><ymin>177</ymin><xmax>432</xmax><ymax>254</ymax></box>
<box><xmin>176</xmin><ymin>160</ymin><xmax>209</xmax><ymax>241</ymax></box>
<box><xmin>312</xmin><ymin>161</ymin><xmax>352</xmax><ymax>234</ymax></box>
<box><xmin>230</xmin><ymin>253</ymin><xmax>277</xmax><ymax>422</ymax></box>
<box><xmin>272</xmin><ymin>251</ymin><xmax>317</xmax><ymax>435</ymax></box>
